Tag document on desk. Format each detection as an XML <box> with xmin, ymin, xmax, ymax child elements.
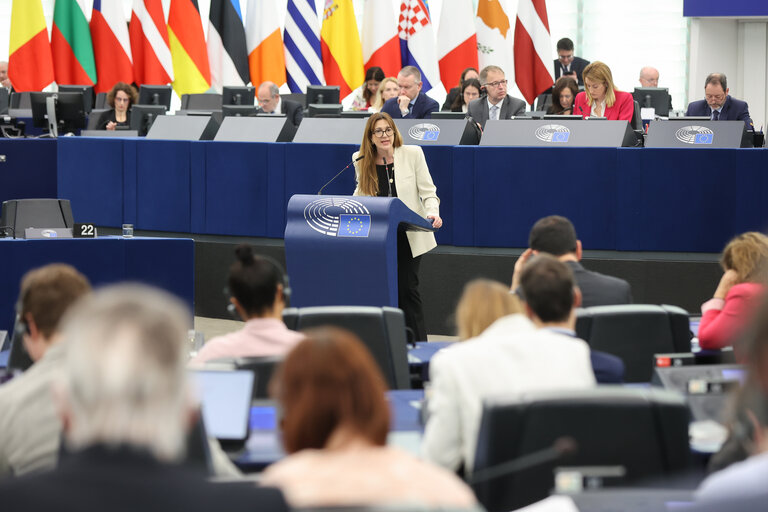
<box><xmin>514</xmin><ymin>495</ymin><xmax>579</xmax><ymax>512</ymax></box>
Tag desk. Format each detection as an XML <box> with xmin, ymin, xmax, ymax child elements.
<box><xmin>0</xmin><ymin>237</ymin><xmax>194</xmax><ymax>333</ymax></box>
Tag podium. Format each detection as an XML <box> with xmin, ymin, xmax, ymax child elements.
<box><xmin>285</xmin><ymin>195</ymin><xmax>435</xmax><ymax>308</ymax></box>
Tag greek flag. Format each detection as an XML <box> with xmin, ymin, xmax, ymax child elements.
<box><xmin>284</xmin><ymin>0</ymin><xmax>325</xmax><ymax>93</ymax></box>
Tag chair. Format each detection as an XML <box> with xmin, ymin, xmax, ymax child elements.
<box><xmin>472</xmin><ymin>387</ymin><xmax>690</xmax><ymax>511</ymax></box>
<box><xmin>87</xmin><ymin>108</ymin><xmax>109</xmax><ymax>130</ymax></box>
<box><xmin>282</xmin><ymin>93</ymin><xmax>307</xmax><ymax>108</ymax></box>
<box><xmin>180</xmin><ymin>93</ymin><xmax>223</xmax><ymax>111</ymax></box>
<box><xmin>282</xmin><ymin>306</ymin><xmax>411</xmax><ymax>389</ymax></box>
<box><xmin>631</xmin><ymin>100</ymin><xmax>642</xmax><ymax>131</ymax></box>
<box><xmin>534</xmin><ymin>92</ymin><xmax>552</xmax><ymax>113</ymax></box>
<box><xmin>576</xmin><ymin>304</ymin><xmax>691</xmax><ymax>382</ymax></box>
<box><xmin>94</xmin><ymin>92</ymin><xmax>107</xmax><ymax>109</ymax></box>
<box><xmin>10</xmin><ymin>91</ymin><xmax>31</xmax><ymax>109</ymax></box>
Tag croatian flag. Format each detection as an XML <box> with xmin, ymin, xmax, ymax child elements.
<box><xmin>398</xmin><ymin>0</ymin><xmax>440</xmax><ymax>93</ymax></box>
<box><xmin>284</xmin><ymin>0</ymin><xmax>325</xmax><ymax>93</ymax></box>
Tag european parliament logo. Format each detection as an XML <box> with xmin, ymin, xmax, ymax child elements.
<box><xmin>408</xmin><ymin>123</ymin><xmax>440</xmax><ymax>141</ymax></box>
<box><xmin>303</xmin><ymin>197</ymin><xmax>372</xmax><ymax>237</ymax></box>
<box><xmin>338</xmin><ymin>214</ymin><xmax>371</xmax><ymax>237</ymax></box>
<box><xmin>675</xmin><ymin>125</ymin><xmax>714</xmax><ymax>145</ymax></box>
<box><xmin>535</xmin><ymin>124</ymin><xmax>570</xmax><ymax>143</ymax></box>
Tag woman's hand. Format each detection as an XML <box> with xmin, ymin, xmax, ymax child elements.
<box><xmin>713</xmin><ymin>269</ymin><xmax>740</xmax><ymax>299</ymax></box>
<box><xmin>427</xmin><ymin>215</ymin><xmax>442</xmax><ymax>229</ymax></box>
<box><xmin>106</xmin><ymin>121</ymin><xmax>117</xmax><ymax>131</ymax></box>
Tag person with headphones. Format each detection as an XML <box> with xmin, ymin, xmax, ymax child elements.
<box><xmin>190</xmin><ymin>244</ymin><xmax>303</xmax><ymax>365</ymax></box>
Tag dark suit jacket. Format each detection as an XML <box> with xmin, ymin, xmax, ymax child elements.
<box><xmin>381</xmin><ymin>92</ymin><xmax>439</xmax><ymax>119</ymax></box>
<box><xmin>554</xmin><ymin>56</ymin><xmax>590</xmax><ymax>85</ymax></box>
<box><xmin>466</xmin><ymin>94</ymin><xmax>527</xmax><ymax>128</ymax></box>
<box><xmin>96</xmin><ymin>109</ymin><xmax>131</xmax><ymax>130</ymax></box>
<box><xmin>685</xmin><ymin>95</ymin><xmax>753</xmax><ymax>128</ymax></box>
<box><xmin>0</xmin><ymin>444</ymin><xmax>289</xmax><ymax>512</ymax></box>
<box><xmin>566</xmin><ymin>261</ymin><xmax>633</xmax><ymax>308</ymax></box>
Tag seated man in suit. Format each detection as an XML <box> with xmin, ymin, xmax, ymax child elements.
<box><xmin>686</xmin><ymin>73</ymin><xmax>753</xmax><ymax>128</ymax></box>
<box><xmin>513</xmin><ymin>215</ymin><xmax>632</xmax><ymax>307</ymax></box>
<box><xmin>0</xmin><ymin>284</ymin><xmax>288</xmax><ymax>512</ymax></box>
<box><xmin>553</xmin><ymin>37</ymin><xmax>590</xmax><ymax>86</ymax></box>
<box><xmin>466</xmin><ymin>65</ymin><xmax>526</xmax><ymax>129</ymax></box>
<box><xmin>381</xmin><ymin>65</ymin><xmax>439</xmax><ymax>119</ymax></box>
<box><xmin>0</xmin><ymin>60</ymin><xmax>12</xmax><ymax>93</ymax></box>
<box><xmin>517</xmin><ymin>254</ymin><xmax>625</xmax><ymax>383</ymax></box>
<box><xmin>257</xmin><ymin>81</ymin><xmax>303</xmax><ymax>127</ymax></box>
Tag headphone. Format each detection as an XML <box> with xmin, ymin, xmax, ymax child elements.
<box><xmin>224</xmin><ymin>255</ymin><xmax>291</xmax><ymax>320</ymax></box>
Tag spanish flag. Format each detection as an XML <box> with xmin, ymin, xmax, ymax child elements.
<box><xmin>320</xmin><ymin>0</ymin><xmax>364</xmax><ymax>98</ymax></box>
<box><xmin>8</xmin><ymin>0</ymin><xmax>55</xmax><ymax>92</ymax></box>
<box><xmin>168</xmin><ymin>0</ymin><xmax>211</xmax><ymax>96</ymax></box>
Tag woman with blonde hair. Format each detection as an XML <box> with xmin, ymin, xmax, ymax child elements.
<box><xmin>699</xmin><ymin>232</ymin><xmax>768</xmax><ymax>351</ymax></box>
<box><xmin>369</xmin><ymin>77</ymin><xmax>399</xmax><ymax>112</ymax></box>
<box><xmin>455</xmin><ymin>279</ymin><xmax>523</xmax><ymax>339</ymax></box>
<box><xmin>574</xmin><ymin>61</ymin><xmax>634</xmax><ymax>121</ymax></box>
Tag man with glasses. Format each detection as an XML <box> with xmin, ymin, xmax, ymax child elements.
<box><xmin>466</xmin><ymin>65</ymin><xmax>526</xmax><ymax>129</ymax></box>
<box><xmin>256</xmin><ymin>81</ymin><xmax>303</xmax><ymax>128</ymax></box>
<box><xmin>381</xmin><ymin>66</ymin><xmax>439</xmax><ymax>119</ymax></box>
<box><xmin>686</xmin><ymin>73</ymin><xmax>753</xmax><ymax>128</ymax></box>
<box><xmin>553</xmin><ymin>38</ymin><xmax>589</xmax><ymax>86</ymax></box>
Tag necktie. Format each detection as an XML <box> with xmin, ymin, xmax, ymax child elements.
<box><xmin>490</xmin><ymin>105</ymin><xmax>499</xmax><ymax>121</ymax></box>
<box><xmin>712</xmin><ymin>110</ymin><xmax>720</xmax><ymax>121</ymax></box>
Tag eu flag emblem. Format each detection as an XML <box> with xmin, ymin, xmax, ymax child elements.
<box><xmin>694</xmin><ymin>133</ymin><xmax>713</xmax><ymax>144</ymax></box>
<box><xmin>338</xmin><ymin>214</ymin><xmax>371</xmax><ymax>237</ymax></box>
<box><xmin>552</xmin><ymin>132</ymin><xmax>570</xmax><ymax>143</ymax></box>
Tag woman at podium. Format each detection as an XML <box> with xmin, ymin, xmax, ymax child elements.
<box><xmin>352</xmin><ymin>112</ymin><xmax>442</xmax><ymax>342</ymax></box>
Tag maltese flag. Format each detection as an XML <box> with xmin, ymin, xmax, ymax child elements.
<box><xmin>436</xmin><ymin>0</ymin><xmax>477</xmax><ymax>90</ymax></box>
<box><xmin>398</xmin><ymin>0</ymin><xmax>440</xmax><ymax>93</ymax></box>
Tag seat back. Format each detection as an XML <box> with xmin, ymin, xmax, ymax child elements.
<box><xmin>235</xmin><ymin>355</ymin><xmax>283</xmax><ymax>399</ymax></box>
<box><xmin>282</xmin><ymin>93</ymin><xmax>307</xmax><ymax>108</ymax></box>
<box><xmin>535</xmin><ymin>92</ymin><xmax>553</xmax><ymax>112</ymax></box>
<box><xmin>94</xmin><ymin>92</ymin><xmax>107</xmax><ymax>109</ymax></box>
<box><xmin>472</xmin><ymin>387</ymin><xmax>690</xmax><ymax>511</ymax></box>
<box><xmin>282</xmin><ymin>306</ymin><xmax>411</xmax><ymax>389</ymax></box>
<box><xmin>631</xmin><ymin>100</ymin><xmax>642</xmax><ymax>130</ymax></box>
<box><xmin>87</xmin><ymin>108</ymin><xmax>109</xmax><ymax>130</ymax></box>
<box><xmin>576</xmin><ymin>304</ymin><xmax>691</xmax><ymax>382</ymax></box>
<box><xmin>180</xmin><ymin>93</ymin><xmax>223</xmax><ymax>111</ymax></box>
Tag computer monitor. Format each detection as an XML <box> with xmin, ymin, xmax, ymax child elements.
<box><xmin>306</xmin><ymin>85</ymin><xmax>340</xmax><ymax>105</ymax></box>
<box><xmin>130</xmin><ymin>105</ymin><xmax>167</xmax><ymax>136</ymax></box>
<box><xmin>138</xmin><ymin>85</ymin><xmax>172</xmax><ymax>108</ymax></box>
<box><xmin>340</xmin><ymin>111</ymin><xmax>373</xmax><ymax>119</ymax></box>
<box><xmin>430</xmin><ymin>111</ymin><xmax>467</xmax><ymax>120</ymax></box>
<box><xmin>222</xmin><ymin>86</ymin><xmax>255</xmax><ymax>106</ymax></box>
<box><xmin>190</xmin><ymin>369</ymin><xmax>254</xmax><ymax>442</ymax></box>
<box><xmin>58</xmin><ymin>84</ymin><xmax>95</xmax><ymax>113</ymax></box>
<box><xmin>308</xmin><ymin>104</ymin><xmax>342</xmax><ymax>117</ymax></box>
<box><xmin>543</xmin><ymin>114</ymin><xmax>582</xmax><ymax>120</ymax></box>
<box><xmin>222</xmin><ymin>105</ymin><xmax>258</xmax><ymax>117</ymax></box>
<box><xmin>632</xmin><ymin>87</ymin><xmax>670</xmax><ymax>117</ymax></box>
<box><xmin>0</xmin><ymin>88</ymin><xmax>8</xmax><ymax>115</ymax></box>
<box><xmin>30</xmin><ymin>92</ymin><xmax>87</xmax><ymax>136</ymax></box>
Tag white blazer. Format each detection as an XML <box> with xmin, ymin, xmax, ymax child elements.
<box><xmin>353</xmin><ymin>145</ymin><xmax>440</xmax><ymax>258</ymax></box>
<box><xmin>421</xmin><ymin>314</ymin><xmax>596</xmax><ymax>473</ymax></box>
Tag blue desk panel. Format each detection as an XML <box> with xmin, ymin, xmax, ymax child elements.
<box><xmin>0</xmin><ymin>139</ymin><xmax>57</xmax><ymax>205</ymax></box>
<box><xmin>0</xmin><ymin>237</ymin><xmax>194</xmax><ymax>333</ymax></box>
<box><xmin>135</xmin><ymin>140</ymin><xmax>192</xmax><ymax>232</ymax></box>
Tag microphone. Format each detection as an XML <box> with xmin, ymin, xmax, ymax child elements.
<box><xmin>318</xmin><ymin>155</ymin><xmax>364</xmax><ymax>195</ymax></box>
<box><xmin>469</xmin><ymin>436</ymin><xmax>577</xmax><ymax>484</ymax></box>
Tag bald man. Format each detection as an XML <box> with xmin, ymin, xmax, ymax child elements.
<box><xmin>638</xmin><ymin>66</ymin><xmax>672</xmax><ymax>110</ymax></box>
<box><xmin>256</xmin><ymin>81</ymin><xmax>303</xmax><ymax>127</ymax></box>
<box><xmin>0</xmin><ymin>61</ymin><xmax>11</xmax><ymax>92</ymax></box>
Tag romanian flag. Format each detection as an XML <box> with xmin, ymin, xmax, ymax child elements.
<box><xmin>246</xmin><ymin>0</ymin><xmax>286</xmax><ymax>87</ymax></box>
<box><xmin>320</xmin><ymin>0</ymin><xmax>364</xmax><ymax>98</ymax></box>
<box><xmin>91</xmin><ymin>0</ymin><xmax>133</xmax><ymax>93</ymax></box>
<box><xmin>130</xmin><ymin>0</ymin><xmax>174</xmax><ymax>85</ymax></box>
<box><xmin>52</xmin><ymin>0</ymin><xmax>97</xmax><ymax>86</ymax></box>
<box><xmin>168</xmin><ymin>0</ymin><xmax>211</xmax><ymax>95</ymax></box>
<box><xmin>8</xmin><ymin>0</ymin><xmax>55</xmax><ymax>92</ymax></box>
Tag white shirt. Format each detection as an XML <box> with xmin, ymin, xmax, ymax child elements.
<box><xmin>486</xmin><ymin>97</ymin><xmax>503</xmax><ymax>118</ymax></box>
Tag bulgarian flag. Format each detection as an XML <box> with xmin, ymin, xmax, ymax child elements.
<box><xmin>8</xmin><ymin>0</ymin><xmax>55</xmax><ymax>92</ymax></box>
<box><xmin>52</xmin><ymin>0</ymin><xmax>97</xmax><ymax>86</ymax></box>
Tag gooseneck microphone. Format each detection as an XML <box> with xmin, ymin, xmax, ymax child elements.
<box><xmin>318</xmin><ymin>155</ymin><xmax>364</xmax><ymax>195</ymax></box>
<box><xmin>469</xmin><ymin>436</ymin><xmax>577</xmax><ymax>484</ymax></box>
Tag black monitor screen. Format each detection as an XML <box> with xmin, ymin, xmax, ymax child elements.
<box><xmin>632</xmin><ymin>87</ymin><xmax>670</xmax><ymax>117</ymax></box>
<box><xmin>138</xmin><ymin>85</ymin><xmax>172</xmax><ymax>108</ymax></box>
<box><xmin>130</xmin><ymin>105</ymin><xmax>167</xmax><ymax>136</ymax></box>
<box><xmin>58</xmin><ymin>85</ymin><xmax>95</xmax><ymax>113</ymax></box>
<box><xmin>30</xmin><ymin>92</ymin><xmax>87</xmax><ymax>133</ymax></box>
<box><xmin>0</xmin><ymin>88</ymin><xmax>8</xmax><ymax>115</ymax></box>
<box><xmin>430</xmin><ymin>112</ymin><xmax>467</xmax><ymax>120</ymax></box>
<box><xmin>308</xmin><ymin>104</ymin><xmax>342</xmax><ymax>117</ymax></box>
<box><xmin>306</xmin><ymin>85</ymin><xmax>340</xmax><ymax>105</ymax></box>
<box><xmin>222</xmin><ymin>86</ymin><xmax>255</xmax><ymax>106</ymax></box>
<box><xmin>222</xmin><ymin>105</ymin><xmax>258</xmax><ymax>117</ymax></box>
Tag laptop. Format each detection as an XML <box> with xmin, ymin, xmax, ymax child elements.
<box><xmin>190</xmin><ymin>369</ymin><xmax>255</xmax><ymax>446</ymax></box>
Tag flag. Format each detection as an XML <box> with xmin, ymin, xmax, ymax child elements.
<box><xmin>8</xmin><ymin>0</ymin><xmax>55</xmax><ymax>91</ymax></box>
<box><xmin>209</xmin><ymin>0</ymin><xmax>250</xmax><ymax>91</ymax></box>
<box><xmin>52</xmin><ymin>0</ymin><xmax>97</xmax><ymax>86</ymax></box>
<box><xmin>245</xmin><ymin>0</ymin><xmax>285</xmax><ymax>87</ymax></box>
<box><xmin>476</xmin><ymin>0</ymin><xmax>513</xmax><ymax>77</ymax></box>
<box><xmin>168</xmin><ymin>0</ymin><xmax>211</xmax><ymax>95</ymax></box>
<box><xmin>436</xmin><ymin>0</ymin><xmax>477</xmax><ymax>89</ymax></box>
<box><xmin>398</xmin><ymin>0</ymin><xmax>440</xmax><ymax>93</ymax></box>
<box><xmin>514</xmin><ymin>0</ymin><xmax>554</xmax><ymax>104</ymax></box>
<box><xmin>361</xmin><ymin>0</ymin><xmax>400</xmax><ymax>77</ymax></box>
<box><xmin>321</xmin><ymin>0</ymin><xmax>364</xmax><ymax>97</ymax></box>
<box><xmin>91</xmin><ymin>0</ymin><xmax>133</xmax><ymax>93</ymax></box>
<box><xmin>130</xmin><ymin>0</ymin><xmax>174</xmax><ymax>85</ymax></box>
<box><xmin>284</xmin><ymin>0</ymin><xmax>325</xmax><ymax>93</ymax></box>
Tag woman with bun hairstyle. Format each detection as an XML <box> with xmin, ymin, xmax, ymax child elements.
<box><xmin>189</xmin><ymin>244</ymin><xmax>303</xmax><ymax>364</ymax></box>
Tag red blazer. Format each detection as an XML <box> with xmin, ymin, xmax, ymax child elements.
<box><xmin>574</xmin><ymin>90</ymin><xmax>634</xmax><ymax>121</ymax></box>
<box><xmin>698</xmin><ymin>282</ymin><xmax>765</xmax><ymax>351</ymax></box>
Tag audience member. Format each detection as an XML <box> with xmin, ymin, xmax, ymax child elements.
<box><xmin>261</xmin><ymin>327</ymin><xmax>477</xmax><ymax>508</ymax></box>
<box><xmin>574</xmin><ymin>61</ymin><xmax>634</xmax><ymax>121</ymax></box>
<box><xmin>548</xmin><ymin>76</ymin><xmax>579</xmax><ymax>115</ymax></box>
<box><xmin>637</xmin><ymin>66</ymin><xmax>673</xmax><ymax>111</ymax></box>
<box><xmin>0</xmin><ymin>60</ymin><xmax>11</xmax><ymax>92</ymax></box>
<box><xmin>686</xmin><ymin>73</ymin><xmax>753</xmax><ymax>128</ymax></box>
<box><xmin>698</xmin><ymin>232</ymin><xmax>768</xmax><ymax>352</ymax></box>
<box><xmin>442</xmin><ymin>66</ymin><xmax>479</xmax><ymax>111</ymax></box>
<box><xmin>97</xmin><ymin>82</ymin><xmax>137</xmax><ymax>130</ymax></box>
<box><xmin>381</xmin><ymin>66</ymin><xmax>439</xmax><ymax>119</ymax></box>
<box><xmin>455</xmin><ymin>279</ymin><xmax>522</xmax><ymax>339</ymax></box>
<box><xmin>467</xmin><ymin>65</ymin><xmax>526</xmax><ymax>129</ymax></box>
<box><xmin>518</xmin><ymin>254</ymin><xmax>625</xmax><ymax>383</ymax></box>
<box><xmin>0</xmin><ymin>284</ymin><xmax>289</xmax><ymax>511</ymax></box>
<box><xmin>369</xmin><ymin>76</ymin><xmax>398</xmax><ymax>113</ymax></box>
<box><xmin>422</xmin><ymin>276</ymin><xmax>595</xmax><ymax>474</ymax></box>
<box><xmin>514</xmin><ymin>215</ymin><xmax>632</xmax><ymax>307</ymax></box>
<box><xmin>449</xmin><ymin>78</ymin><xmax>481</xmax><ymax>113</ymax></box>
<box><xmin>348</xmin><ymin>66</ymin><xmax>385</xmax><ymax>111</ymax></box>
<box><xmin>0</xmin><ymin>265</ymin><xmax>91</xmax><ymax>478</ymax></box>
<box><xmin>553</xmin><ymin>37</ymin><xmax>590</xmax><ymax>86</ymax></box>
<box><xmin>189</xmin><ymin>244</ymin><xmax>303</xmax><ymax>365</ymax></box>
<box><xmin>257</xmin><ymin>81</ymin><xmax>303</xmax><ymax>127</ymax></box>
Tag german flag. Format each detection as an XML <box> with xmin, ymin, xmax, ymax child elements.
<box><xmin>8</xmin><ymin>0</ymin><xmax>55</xmax><ymax>92</ymax></box>
<box><xmin>168</xmin><ymin>0</ymin><xmax>211</xmax><ymax>95</ymax></box>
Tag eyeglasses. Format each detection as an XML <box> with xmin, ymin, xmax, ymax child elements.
<box><xmin>485</xmin><ymin>80</ymin><xmax>508</xmax><ymax>88</ymax></box>
<box><xmin>372</xmin><ymin>127</ymin><xmax>394</xmax><ymax>137</ymax></box>
<box><xmin>115</xmin><ymin>97</ymin><xmax>130</xmax><ymax>103</ymax></box>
